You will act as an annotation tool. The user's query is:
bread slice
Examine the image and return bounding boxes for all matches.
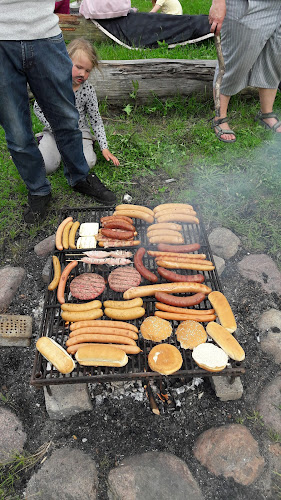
[79,223,99,236]
[76,236,97,249]
[206,322,245,361]
[148,344,183,375]
[192,343,228,372]
[208,291,237,333]
[36,337,75,374]
[75,344,128,367]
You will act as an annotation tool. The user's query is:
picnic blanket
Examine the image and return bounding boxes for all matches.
[92,12,213,49]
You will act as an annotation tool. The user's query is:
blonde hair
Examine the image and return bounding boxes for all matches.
[67,38,99,70]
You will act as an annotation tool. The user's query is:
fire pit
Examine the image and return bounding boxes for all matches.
[31,206,245,387]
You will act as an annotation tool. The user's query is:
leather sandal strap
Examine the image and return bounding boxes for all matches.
[213,117,228,126]
[271,120,281,132]
[258,111,279,120]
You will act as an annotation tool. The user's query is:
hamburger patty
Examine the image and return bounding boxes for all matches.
[108,266,142,293]
[70,273,106,300]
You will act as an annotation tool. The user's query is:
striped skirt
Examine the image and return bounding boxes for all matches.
[214,0,281,95]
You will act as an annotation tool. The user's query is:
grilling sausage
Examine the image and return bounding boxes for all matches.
[61,300,102,311]
[113,210,154,224]
[48,255,61,291]
[155,302,215,316]
[115,204,154,217]
[69,320,138,333]
[156,214,199,224]
[104,307,145,320]
[101,228,135,240]
[61,309,103,322]
[134,247,158,283]
[103,297,143,309]
[66,334,137,347]
[149,234,184,244]
[101,215,134,224]
[157,243,201,253]
[67,343,141,355]
[154,291,206,307]
[102,220,136,232]
[69,221,80,249]
[123,282,212,299]
[68,327,138,340]
[156,260,215,271]
[154,311,216,322]
[153,203,194,213]
[55,216,73,251]
[157,268,205,283]
[57,260,78,304]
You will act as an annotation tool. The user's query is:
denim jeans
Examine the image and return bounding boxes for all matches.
[0,34,89,195]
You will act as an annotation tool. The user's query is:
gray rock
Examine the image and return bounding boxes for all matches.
[25,448,98,500]
[257,373,281,434]
[44,384,93,420]
[208,228,241,260]
[237,254,281,294]
[213,255,225,276]
[211,375,243,401]
[42,256,53,284]
[108,452,203,500]
[258,309,281,364]
[193,424,264,486]
[0,266,25,312]
[34,234,56,257]
[0,408,26,463]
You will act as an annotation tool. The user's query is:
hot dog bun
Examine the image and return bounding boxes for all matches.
[140,316,172,342]
[36,337,75,374]
[208,291,237,333]
[75,344,128,367]
[175,320,207,349]
[192,343,228,372]
[148,344,183,375]
[206,322,245,361]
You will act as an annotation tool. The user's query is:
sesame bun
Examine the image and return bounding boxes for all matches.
[175,320,207,349]
[148,344,183,375]
[192,343,228,372]
[140,316,172,342]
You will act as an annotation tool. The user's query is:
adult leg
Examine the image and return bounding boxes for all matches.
[0,41,51,196]
[38,130,62,174]
[258,88,281,132]
[212,93,235,142]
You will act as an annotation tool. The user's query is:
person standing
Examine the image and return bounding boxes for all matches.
[209,0,281,142]
[0,0,117,224]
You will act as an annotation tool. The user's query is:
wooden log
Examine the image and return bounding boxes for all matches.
[90,59,217,104]
[57,13,108,43]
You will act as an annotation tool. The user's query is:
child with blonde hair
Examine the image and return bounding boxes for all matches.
[150,0,182,15]
[34,38,119,174]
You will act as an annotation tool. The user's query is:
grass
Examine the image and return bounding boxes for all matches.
[0,442,51,499]
[1,90,281,267]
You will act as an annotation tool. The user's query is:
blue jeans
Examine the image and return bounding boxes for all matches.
[0,34,89,195]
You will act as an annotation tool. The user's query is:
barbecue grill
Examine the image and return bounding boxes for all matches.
[31,206,245,387]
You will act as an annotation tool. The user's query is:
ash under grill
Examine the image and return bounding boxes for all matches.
[31,206,245,387]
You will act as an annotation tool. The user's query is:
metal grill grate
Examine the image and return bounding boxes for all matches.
[31,206,245,386]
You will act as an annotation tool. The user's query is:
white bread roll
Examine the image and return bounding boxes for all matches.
[148,344,183,375]
[36,337,75,374]
[192,343,228,372]
[208,291,237,333]
[206,322,245,361]
[75,344,128,367]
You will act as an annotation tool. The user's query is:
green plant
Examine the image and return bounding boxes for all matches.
[0,442,52,499]
[246,410,264,426]
[267,429,281,444]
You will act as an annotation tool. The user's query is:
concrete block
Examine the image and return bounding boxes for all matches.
[43,383,93,420]
[0,314,32,347]
[211,375,243,401]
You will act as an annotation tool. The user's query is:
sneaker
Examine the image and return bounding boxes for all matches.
[73,173,117,205]
[23,192,52,224]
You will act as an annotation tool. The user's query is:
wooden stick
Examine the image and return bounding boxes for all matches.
[214,34,225,117]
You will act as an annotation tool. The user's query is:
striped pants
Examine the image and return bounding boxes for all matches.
[214,0,281,95]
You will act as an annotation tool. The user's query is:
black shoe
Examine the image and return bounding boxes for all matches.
[73,173,117,205]
[23,192,52,224]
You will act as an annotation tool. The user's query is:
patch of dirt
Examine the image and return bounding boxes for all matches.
[0,230,280,500]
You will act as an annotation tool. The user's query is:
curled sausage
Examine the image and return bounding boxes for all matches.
[157,243,201,253]
[48,255,61,291]
[155,291,206,307]
[157,267,205,283]
[55,216,73,251]
[101,215,134,224]
[134,247,158,283]
[69,221,80,250]
[57,260,78,304]
[102,220,136,231]
[101,228,135,240]
[62,220,73,250]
